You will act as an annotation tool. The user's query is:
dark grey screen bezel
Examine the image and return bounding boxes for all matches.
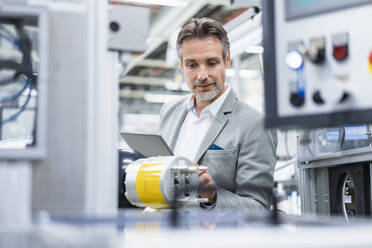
[285,0,372,21]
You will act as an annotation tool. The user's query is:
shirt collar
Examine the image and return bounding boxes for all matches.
[186,85,231,117]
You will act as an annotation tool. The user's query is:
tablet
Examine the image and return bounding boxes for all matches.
[120,132,173,157]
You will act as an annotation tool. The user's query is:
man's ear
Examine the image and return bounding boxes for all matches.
[225,51,231,68]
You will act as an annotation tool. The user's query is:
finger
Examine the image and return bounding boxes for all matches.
[199,182,216,198]
[198,170,207,176]
[199,174,209,184]
[199,173,215,187]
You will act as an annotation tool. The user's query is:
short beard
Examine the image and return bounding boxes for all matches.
[193,85,221,101]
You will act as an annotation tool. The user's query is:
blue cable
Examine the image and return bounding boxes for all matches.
[1,79,33,124]
[0,79,30,105]
[0,25,34,125]
[305,144,314,157]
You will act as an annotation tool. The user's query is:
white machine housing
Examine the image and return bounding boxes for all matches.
[108,4,149,52]
[263,0,372,129]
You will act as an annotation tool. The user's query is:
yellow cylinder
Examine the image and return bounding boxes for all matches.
[135,163,169,209]
[125,156,200,209]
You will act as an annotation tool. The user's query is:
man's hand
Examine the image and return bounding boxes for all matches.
[196,163,217,204]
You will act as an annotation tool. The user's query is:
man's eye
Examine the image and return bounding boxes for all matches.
[187,63,197,68]
[208,62,217,66]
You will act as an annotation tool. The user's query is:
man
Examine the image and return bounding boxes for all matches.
[158,17,277,211]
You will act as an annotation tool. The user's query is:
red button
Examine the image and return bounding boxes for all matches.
[369,50,372,74]
[333,45,348,61]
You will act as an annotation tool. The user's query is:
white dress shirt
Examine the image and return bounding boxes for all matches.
[173,86,231,162]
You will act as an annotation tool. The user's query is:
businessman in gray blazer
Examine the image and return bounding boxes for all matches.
[158,17,277,211]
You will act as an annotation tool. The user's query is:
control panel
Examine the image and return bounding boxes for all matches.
[0,4,48,159]
[263,0,372,129]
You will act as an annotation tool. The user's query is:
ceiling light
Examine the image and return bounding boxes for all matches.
[226,69,260,79]
[239,69,260,79]
[144,93,180,103]
[165,80,180,91]
[229,26,263,58]
[246,45,264,54]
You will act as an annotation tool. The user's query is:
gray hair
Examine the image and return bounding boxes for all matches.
[176,17,230,61]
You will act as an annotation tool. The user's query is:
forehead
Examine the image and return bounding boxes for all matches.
[181,36,224,61]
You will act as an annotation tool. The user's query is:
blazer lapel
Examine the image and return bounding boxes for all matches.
[168,103,188,151]
[194,90,237,163]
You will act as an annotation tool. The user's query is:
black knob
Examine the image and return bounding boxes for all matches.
[307,37,326,64]
[311,48,325,64]
[313,90,325,105]
[339,92,349,103]
[290,92,305,107]
[174,178,179,185]
[110,21,120,32]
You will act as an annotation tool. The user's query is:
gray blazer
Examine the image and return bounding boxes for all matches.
[158,90,277,211]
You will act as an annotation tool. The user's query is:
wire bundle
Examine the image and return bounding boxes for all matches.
[0,20,35,125]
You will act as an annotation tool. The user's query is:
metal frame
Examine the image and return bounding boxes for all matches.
[299,168,316,215]
[298,146,372,169]
[0,4,48,160]
[262,0,372,130]
[300,167,331,216]
[299,146,372,216]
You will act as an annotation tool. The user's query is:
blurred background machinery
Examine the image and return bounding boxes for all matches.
[297,124,372,219]
[0,3,48,226]
[0,4,48,158]
[262,0,372,221]
[263,0,372,129]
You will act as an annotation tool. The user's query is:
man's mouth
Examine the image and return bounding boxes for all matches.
[195,83,214,89]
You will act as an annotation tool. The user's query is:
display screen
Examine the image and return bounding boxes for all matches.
[285,0,372,21]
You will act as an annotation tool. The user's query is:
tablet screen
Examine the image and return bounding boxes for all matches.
[120,132,173,157]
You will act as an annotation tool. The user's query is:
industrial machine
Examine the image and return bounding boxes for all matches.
[0,3,48,226]
[262,0,372,220]
[0,0,131,241]
[298,125,372,219]
[262,0,372,129]
[0,3,48,158]
[124,156,208,209]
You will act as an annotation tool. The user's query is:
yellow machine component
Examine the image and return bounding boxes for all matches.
[368,51,372,75]
[125,156,206,209]
[135,163,169,209]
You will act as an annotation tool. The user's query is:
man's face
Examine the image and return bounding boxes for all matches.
[179,36,231,102]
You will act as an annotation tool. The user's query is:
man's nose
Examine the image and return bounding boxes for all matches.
[197,66,208,81]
